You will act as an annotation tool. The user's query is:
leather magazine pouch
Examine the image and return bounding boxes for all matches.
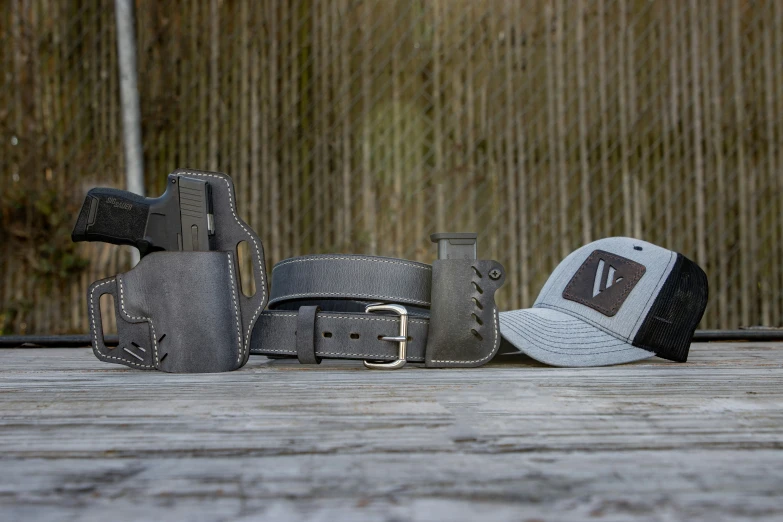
[89,251,255,373]
[425,259,506,368]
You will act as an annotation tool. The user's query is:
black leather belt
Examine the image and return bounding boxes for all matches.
[250,253,506,369]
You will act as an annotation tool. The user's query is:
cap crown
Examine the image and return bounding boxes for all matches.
[534,237,677,342]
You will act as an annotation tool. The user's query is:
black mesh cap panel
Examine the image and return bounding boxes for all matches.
[631,254,709,362]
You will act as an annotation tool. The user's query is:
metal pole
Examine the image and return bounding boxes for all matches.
[115,0,144,265]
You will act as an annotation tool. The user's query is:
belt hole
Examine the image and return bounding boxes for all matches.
[323,331,332,338]
[350,333,360,340]
[472,297,484,310]
[472,281,484,294]
[472,266,483,278]
[471,312,483,325]
[471,328,483,340]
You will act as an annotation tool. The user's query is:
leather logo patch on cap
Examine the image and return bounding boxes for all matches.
[562,250,646,317]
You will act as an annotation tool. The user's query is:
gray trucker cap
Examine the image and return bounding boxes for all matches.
[499,237,708,367]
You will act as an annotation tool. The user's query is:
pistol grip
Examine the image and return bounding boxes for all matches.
[72,188,151,252]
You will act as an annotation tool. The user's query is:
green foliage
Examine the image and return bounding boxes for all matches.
[0,183,89,288]
[0,299,32,336]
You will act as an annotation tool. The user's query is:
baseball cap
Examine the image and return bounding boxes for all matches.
[499,237,708,367]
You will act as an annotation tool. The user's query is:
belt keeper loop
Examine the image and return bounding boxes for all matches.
[296,306,321,364]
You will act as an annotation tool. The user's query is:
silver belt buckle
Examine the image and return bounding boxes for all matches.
[363,303,408,370]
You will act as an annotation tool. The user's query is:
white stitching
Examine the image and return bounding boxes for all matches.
[319,352,424,360]
[272,256,431,271]
[429,306,500,365]
[118,275,159,367]
[254,295,498,365]
[268,292,431,307]
[225,252,244,363]
[269,254,432,306]
[90,253,244,370]
[250,311,429,359]
[257,312,430,325]
[251,347,423,361]
[181,171,265,354]
[88,278,154,369]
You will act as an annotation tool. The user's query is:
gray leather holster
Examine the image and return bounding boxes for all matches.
[90,252,251,372]
[250,255,506,368]
[87,170,267,372]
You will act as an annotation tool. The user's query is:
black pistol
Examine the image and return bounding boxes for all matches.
[72,173,215,256]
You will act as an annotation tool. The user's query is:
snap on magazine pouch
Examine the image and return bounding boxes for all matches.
[425,259,506,368]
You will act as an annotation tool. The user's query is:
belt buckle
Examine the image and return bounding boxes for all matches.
[364,303,408,370]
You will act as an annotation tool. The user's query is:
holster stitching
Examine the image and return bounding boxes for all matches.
[88,278,155,370]
[183,171,265,356]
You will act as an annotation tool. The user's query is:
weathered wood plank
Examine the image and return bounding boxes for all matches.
[0,343,782,520]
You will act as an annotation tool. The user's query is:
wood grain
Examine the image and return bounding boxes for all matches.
[1,343,782,520]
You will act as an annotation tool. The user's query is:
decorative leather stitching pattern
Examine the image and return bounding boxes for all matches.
[90,253,243,371]
[272,256,431,272]
[117,275,159,367]
[89,279,154,369]
[268,292,430,307]
[225,252,244,364]
[255,312,430,325]
[258,346,424,362]
[250,312,429,359]
[182,171,265,355]
[427,261,503,366]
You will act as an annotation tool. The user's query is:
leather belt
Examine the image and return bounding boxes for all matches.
[249,254,506,368]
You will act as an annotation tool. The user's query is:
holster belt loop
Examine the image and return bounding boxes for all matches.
[296,306,321,364]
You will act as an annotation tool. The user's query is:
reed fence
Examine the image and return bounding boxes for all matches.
[1,0,782,334]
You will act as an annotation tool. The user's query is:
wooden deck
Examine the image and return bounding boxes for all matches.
[1,343,782,521]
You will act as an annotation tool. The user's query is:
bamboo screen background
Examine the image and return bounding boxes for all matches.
[1,0,782,334]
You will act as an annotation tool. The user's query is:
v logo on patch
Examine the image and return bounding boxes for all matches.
[562,250,646,317]
[592,258,623,297]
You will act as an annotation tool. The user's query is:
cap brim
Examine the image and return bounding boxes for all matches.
[499,308,655,367]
